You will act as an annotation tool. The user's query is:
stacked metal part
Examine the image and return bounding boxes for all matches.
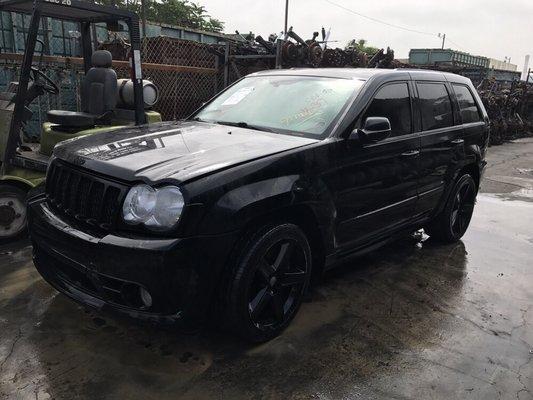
[478,79,533,145]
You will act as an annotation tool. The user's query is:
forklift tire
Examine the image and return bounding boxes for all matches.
[0,184,28,243]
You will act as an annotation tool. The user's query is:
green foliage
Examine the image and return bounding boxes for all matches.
[94,0,225,32]
[346,38,379,56]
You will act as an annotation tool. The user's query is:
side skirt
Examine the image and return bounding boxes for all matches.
[323,216,430,271]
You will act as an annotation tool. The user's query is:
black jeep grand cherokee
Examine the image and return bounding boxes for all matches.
[29,68,489,342]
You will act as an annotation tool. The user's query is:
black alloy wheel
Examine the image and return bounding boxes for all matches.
[226,223,312,343]
[449,177,476,238]
[426,174,477,243]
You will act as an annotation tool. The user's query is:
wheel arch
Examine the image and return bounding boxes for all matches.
[433,160,481,220]
[237,203,329,277]
[459,163,481,190]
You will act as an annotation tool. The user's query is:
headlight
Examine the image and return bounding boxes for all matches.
[122,184,184,231]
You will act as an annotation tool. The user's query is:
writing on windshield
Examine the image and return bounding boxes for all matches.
[194,75,364,138]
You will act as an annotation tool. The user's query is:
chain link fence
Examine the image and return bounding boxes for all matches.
[0,33,222,138]
[140,37,219,120]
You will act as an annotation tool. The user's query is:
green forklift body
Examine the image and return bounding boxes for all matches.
[0,108,163,189]
[1,168,44,188]
[40,111,162,156]
[40,124,125,157]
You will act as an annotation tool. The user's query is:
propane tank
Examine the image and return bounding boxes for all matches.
[117,79,159,109]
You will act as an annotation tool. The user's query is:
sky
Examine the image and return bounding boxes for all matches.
[199,0,533,71]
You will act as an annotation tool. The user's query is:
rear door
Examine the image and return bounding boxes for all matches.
[450,83,488,157]
[333,81,420,248]
[414,79,463,217]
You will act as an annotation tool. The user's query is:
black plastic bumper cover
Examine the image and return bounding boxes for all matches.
[28,195,237,326]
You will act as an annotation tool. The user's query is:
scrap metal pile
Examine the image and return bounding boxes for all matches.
[477,79,533,145]
[206,32,277,71]
[208,27,400,69]
[281,27,397,68]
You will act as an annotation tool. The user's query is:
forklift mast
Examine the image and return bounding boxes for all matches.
[0,0,147,168]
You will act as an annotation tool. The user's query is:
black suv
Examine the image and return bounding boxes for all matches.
[28,68,489,342]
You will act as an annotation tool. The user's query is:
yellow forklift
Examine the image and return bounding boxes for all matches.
[0,0,161,241]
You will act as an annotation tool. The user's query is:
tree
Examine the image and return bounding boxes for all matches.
[94,0,225,33]
[346,39,379,56]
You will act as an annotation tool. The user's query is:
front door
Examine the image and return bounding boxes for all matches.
[333,81,420,249]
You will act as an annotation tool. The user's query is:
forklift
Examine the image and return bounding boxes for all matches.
[0,0,162,242]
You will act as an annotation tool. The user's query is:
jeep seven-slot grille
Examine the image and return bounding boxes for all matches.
[45,160,126,232]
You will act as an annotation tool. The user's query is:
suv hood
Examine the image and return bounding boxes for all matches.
[53,121,318,183]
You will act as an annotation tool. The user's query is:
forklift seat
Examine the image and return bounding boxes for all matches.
[47,50,117,130]
[46,110,97,128]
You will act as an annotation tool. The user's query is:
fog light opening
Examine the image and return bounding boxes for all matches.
[139,287,153,309]
[121,283,152,310]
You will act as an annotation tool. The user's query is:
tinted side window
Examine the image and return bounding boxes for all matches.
[362,83,411,137]
[453,84,481,124]
[417,83,453,131]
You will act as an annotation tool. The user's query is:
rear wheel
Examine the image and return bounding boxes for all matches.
[225,223,312,343]
[425,174,477,243]
[0,184,28,243]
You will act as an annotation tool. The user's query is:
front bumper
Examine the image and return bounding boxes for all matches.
[28,195,237,325]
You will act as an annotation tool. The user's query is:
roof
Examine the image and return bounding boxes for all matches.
[248,67,473,85]
[0,0,136,22]
[249,68,399,80]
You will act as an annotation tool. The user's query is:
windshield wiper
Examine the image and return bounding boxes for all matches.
[215,121,275,133]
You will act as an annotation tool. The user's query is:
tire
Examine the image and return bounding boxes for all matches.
[425,174,477,243]
[225,223,312,343]
[0,184,28,243]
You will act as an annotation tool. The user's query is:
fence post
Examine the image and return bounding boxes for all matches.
[214,52,219,95]
[223,41,229,88]
[275,39,283,69]
[11,12,19,53]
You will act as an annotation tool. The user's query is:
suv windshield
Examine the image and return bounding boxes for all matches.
[193,75,365,138]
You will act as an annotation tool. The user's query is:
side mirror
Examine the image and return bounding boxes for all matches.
[356,117,392,143]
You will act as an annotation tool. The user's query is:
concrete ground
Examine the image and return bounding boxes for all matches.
[1,139,533,400]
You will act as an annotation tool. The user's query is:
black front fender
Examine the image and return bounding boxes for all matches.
[193,173,336,253]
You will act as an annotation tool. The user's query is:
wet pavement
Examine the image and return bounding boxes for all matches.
[1,139,533,400]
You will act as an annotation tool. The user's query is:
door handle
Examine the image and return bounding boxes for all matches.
[401,150,420,157]
[451,139,464,145]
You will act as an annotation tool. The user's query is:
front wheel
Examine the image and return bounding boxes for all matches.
[0,184,28,243]
[225,223,312,343]
[425,174,477,243]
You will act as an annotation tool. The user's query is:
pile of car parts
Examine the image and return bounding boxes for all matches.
[207,27,399,70]
[281,27,398,68]
[477,79,533,145]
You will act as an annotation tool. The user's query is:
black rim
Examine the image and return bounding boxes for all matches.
[247,239,308,330]
[450,179,476,237]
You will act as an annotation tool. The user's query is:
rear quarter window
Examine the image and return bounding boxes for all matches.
[416,82,454,131]
[453,84,482,124]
